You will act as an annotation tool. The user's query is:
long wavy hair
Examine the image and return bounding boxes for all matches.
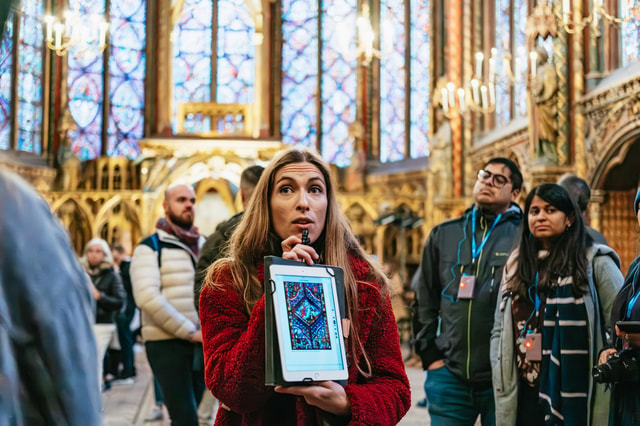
[507,183,592,297]
[206,148,388,376]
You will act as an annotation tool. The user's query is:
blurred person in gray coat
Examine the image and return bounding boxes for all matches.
[0,169,101,425]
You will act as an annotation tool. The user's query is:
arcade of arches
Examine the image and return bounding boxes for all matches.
[1,0,639,296]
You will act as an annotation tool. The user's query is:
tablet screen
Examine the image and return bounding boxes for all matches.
[269,264,348,382]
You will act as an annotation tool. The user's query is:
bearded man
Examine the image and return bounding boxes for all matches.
[130,184,206,426]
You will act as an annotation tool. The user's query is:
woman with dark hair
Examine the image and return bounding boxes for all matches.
[599,187,640,425]
[199,148,410,425]
[491,183,623,425]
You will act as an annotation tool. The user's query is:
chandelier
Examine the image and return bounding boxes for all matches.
[560,0,639,35]
[44,11,109,56]
[337,4,393,67]
[439,46,534,118]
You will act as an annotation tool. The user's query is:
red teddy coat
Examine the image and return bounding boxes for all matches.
[199,255,411,425]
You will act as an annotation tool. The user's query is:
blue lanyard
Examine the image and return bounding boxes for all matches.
[471,208,502,261]
[521,272,540,337]
[626,268,640,319]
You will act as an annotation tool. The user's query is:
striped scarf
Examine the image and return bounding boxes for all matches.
[539,276,590,425]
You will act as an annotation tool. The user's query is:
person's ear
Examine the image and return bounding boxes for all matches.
[511,188,520,201]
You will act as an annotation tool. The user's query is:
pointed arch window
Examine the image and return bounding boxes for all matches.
[172,0,255,130]
[621,0,640,66]
[0,1,45,154]
[67,0,147,160]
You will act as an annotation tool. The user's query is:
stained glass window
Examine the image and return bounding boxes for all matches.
[217,0,254,104]
[281,0,319,149]
[495,0,511,126]
[513,2,528,118]
[320,0,357,166]
[68,0,106,160]
[108,0,147,159]
[16,0,44,154]
[380,0,406,163]
[621,0,640,66]
[0,15,13,150]
[410,0,430,158]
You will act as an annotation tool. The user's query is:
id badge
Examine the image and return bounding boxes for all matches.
[525,333,542,361]
[457,274,476,299]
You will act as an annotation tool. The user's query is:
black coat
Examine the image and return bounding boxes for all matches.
[89,264,126,324]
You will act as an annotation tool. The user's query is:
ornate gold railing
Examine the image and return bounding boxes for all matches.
[176,102,254,137]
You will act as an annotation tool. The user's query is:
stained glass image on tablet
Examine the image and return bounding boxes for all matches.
[284,281,331,350]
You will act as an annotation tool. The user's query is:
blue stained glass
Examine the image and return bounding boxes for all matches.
[321,0,357,167]
[68,0,106,160]
[513,2,528,117]
[0,15,13,150]
[495,0,511,126]
[281,0,318,149]
[380,0,406,163]
[621,0,640,66]
[217,0,254,104]
[410,0,430,158]
[17,0,44,153]
[108,0,146,159]
[172,0,213,131]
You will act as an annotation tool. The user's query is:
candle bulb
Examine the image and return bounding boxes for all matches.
[54,23,64,49]
[44,16,54,41]
[563,0,571,24]
[489,82,496,105]
[475,52,484,78]
[99,22,109,48]
[530,52,538,78]
[471,79,480,105]
[447,83,456,109]
[457,88,466,112]
[480,85,489,108]
[441,88,449,112]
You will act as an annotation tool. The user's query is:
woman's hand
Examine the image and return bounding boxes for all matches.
[615,325,640,348]
[598,348,617,365]
[281,235,319,265]
[274,381,351,416]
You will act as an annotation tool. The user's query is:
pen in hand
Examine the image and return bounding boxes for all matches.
[301,229,310,245]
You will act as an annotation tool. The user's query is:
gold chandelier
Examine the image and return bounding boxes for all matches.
[44,11,109,56]
[560,0,639,35]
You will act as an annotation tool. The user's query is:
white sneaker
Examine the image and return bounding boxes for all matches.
[111,377,136,385]
[144,406,164,422]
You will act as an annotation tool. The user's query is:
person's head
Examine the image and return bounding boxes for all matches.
[163,184,196,229]
[111,244,127,265]
[208,148,387,377]
[524,184,581,249]
[557,173,590,214]
[509,183,590,296]
[239,165,264,210]
[84,238,113,267]
[473,157,522,213]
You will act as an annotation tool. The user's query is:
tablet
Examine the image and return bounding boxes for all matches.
[268,262,348,383]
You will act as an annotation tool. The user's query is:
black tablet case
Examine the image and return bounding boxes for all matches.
[264,256,347,386]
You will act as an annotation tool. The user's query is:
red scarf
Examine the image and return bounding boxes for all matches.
[156,217,201,257]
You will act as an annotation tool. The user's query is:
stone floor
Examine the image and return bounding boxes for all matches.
[101,345,429,425]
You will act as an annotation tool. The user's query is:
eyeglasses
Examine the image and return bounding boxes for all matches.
[477,170,510,188]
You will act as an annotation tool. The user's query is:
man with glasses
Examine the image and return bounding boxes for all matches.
[414,158,523,425]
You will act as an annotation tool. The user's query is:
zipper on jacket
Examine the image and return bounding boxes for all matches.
[466,215,488,379]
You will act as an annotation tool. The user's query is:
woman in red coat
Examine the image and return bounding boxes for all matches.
[199,148,410,425]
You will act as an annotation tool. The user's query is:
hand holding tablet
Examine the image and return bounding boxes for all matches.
[264,256,348,385]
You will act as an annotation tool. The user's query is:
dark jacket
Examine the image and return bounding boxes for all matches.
[0,169,101,425]
[119,259,136,319]
[88,264,126,324]
[414,204,522,384]
[194,212,244,312]
[609,256,640,425]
